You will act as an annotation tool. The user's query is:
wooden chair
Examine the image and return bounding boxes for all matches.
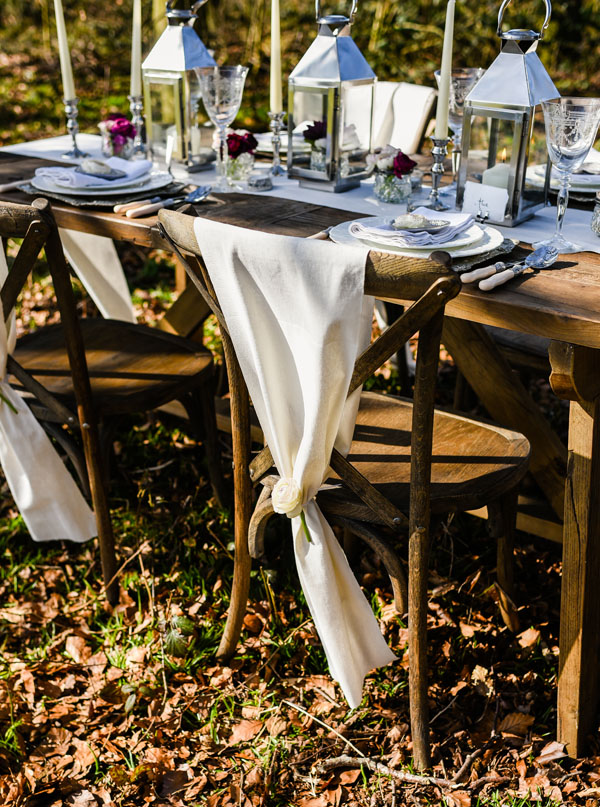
[0,199,224,603]
[158,208,530,771]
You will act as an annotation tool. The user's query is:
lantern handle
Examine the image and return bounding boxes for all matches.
[315,0,357,24]
[496,0,551,39]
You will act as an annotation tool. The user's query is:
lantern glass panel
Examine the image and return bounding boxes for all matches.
[289,87,335,178]
[340,83,373,176]
[144,72,183,161]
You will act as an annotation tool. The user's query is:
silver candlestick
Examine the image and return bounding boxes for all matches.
[61,98,89,160]
[128,94,147,159]
[268,111,285,176]
[422,136,451,211]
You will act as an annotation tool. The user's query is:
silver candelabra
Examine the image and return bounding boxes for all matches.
[61,97,89,160]
[268,111,285,176]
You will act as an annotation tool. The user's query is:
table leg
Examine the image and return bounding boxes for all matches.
[549,341,600,755]
[443,318,567,519]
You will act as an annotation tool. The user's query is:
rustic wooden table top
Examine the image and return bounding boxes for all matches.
[3,151,600,348]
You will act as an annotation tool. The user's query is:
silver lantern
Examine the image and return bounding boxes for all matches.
[142,0,216,167]
[287,0,375,192]
[456,0,559,226]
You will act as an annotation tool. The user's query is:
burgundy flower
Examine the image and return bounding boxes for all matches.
[227,131,258,158]
[303,120,327,144]
[392,150,417,178]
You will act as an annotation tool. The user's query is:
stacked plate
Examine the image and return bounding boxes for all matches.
[329,212,504,259]
[526,163,600,195]
[30,163,173,198]
[254,132,310,155]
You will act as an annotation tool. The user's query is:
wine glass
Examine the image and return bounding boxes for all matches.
[534,97,600,254]
[435,67,485,180]
[196,65,249,192]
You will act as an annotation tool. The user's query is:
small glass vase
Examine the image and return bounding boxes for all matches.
[373,172,412,203]
[310,148,327,173]
[100,130,134,160]
[226,152,255,183]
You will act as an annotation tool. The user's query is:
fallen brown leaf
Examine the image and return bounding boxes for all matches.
[499,712,535,737]
[228,719,263,745]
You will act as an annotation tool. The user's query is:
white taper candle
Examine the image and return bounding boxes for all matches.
[270,0,282,113]
[53,0,76,100]
[434,0,455,139]
[130,0,142,97]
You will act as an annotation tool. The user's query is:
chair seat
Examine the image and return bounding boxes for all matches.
[318,391,530,520]
[12,319,213,416]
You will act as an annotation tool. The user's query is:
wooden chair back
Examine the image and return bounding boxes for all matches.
[0,199,117,601]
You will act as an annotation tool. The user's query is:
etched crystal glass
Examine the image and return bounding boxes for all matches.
[435,67,485,177]
[196,65,249,191]
[534,97,600,254]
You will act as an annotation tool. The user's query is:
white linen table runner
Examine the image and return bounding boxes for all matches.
[194,219,396,707]
[0,248,96,543]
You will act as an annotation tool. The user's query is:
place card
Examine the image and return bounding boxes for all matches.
[462,180,508,223]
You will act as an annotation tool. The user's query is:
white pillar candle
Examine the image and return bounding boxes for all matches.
[434,0,455,139]
[270,0,282,113]
[482,162,511,189]
[130,0,142,97]
[53,0,76,100]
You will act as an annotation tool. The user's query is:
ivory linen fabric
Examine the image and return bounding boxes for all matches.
[194,219,396,707]
[0,249,96,543]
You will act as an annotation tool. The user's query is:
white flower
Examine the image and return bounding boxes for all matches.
[376,155,394,172]
[314,137,327,151]
[272,477,303,518]
[342,124,361,150]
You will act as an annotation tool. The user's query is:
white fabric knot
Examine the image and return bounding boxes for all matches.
[272,477,303,518]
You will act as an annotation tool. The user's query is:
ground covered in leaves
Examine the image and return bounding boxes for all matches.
[0,251,598,807]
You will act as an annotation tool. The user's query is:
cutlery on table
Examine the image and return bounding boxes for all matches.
[307,226,333,240]
[125,186,212,218]
[114,196,163,214]
[0,178,32,193]
[478,245,559,291]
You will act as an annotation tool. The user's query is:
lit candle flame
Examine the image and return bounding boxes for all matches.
[501,147,507,163]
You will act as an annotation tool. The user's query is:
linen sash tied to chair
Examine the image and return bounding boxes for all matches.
[194,219,396,707]
[0,249,96,543]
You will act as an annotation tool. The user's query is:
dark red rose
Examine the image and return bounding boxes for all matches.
[227,131,257,158]
[303,120,327,144]
[392,150,417,178]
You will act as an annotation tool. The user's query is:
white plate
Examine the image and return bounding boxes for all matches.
[254,132,310,154]
[330,217,504,259]
[345,216,485,252]
[35,167,153,191]
[527,165,600,193]
[30,171,173,197]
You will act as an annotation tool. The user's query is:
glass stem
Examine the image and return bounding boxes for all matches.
[555,169,571,238]
[218,124,229,188]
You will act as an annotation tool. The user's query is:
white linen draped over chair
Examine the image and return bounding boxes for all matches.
[0,248,96,543]
[372,82,437,153]
[194,220,396,707]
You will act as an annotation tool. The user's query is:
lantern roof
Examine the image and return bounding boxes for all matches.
[142,22,215,73]
[466,39,558,109]
[289,21,375,86]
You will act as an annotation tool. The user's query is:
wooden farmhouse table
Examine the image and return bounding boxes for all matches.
[2,150,599,756]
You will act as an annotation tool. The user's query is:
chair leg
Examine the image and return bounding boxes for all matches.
[42,422,91,499]
[409,525,430,769]
[487,491,520,633]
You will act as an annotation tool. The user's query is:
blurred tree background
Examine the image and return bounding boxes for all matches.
[0,0,599,144]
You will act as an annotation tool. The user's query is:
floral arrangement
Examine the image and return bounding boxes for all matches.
[367,145,418,203]
[303,120,327,148]
[226,130,258,158]
[367,145,417,177]
[98,114,137,157]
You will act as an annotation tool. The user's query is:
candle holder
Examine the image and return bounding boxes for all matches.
[422,136,451,212]
[128,94,147,159]
[268,111,286,176]
[61,98,90,160]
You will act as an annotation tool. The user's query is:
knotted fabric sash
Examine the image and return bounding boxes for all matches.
[194,220,396,707]
[0,249,96,543]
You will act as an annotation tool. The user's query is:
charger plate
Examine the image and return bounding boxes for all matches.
[330,217,504,259]
[31,171,172,197]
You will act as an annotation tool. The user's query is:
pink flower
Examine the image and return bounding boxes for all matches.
[105,114,137,141]
[227,131,258,158]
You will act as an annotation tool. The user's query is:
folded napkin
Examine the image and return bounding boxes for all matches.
[194,220,396,707]
[350,207,475,247]
[0,249,96,543]
[35,157,152,189]
[534,148,600,183]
